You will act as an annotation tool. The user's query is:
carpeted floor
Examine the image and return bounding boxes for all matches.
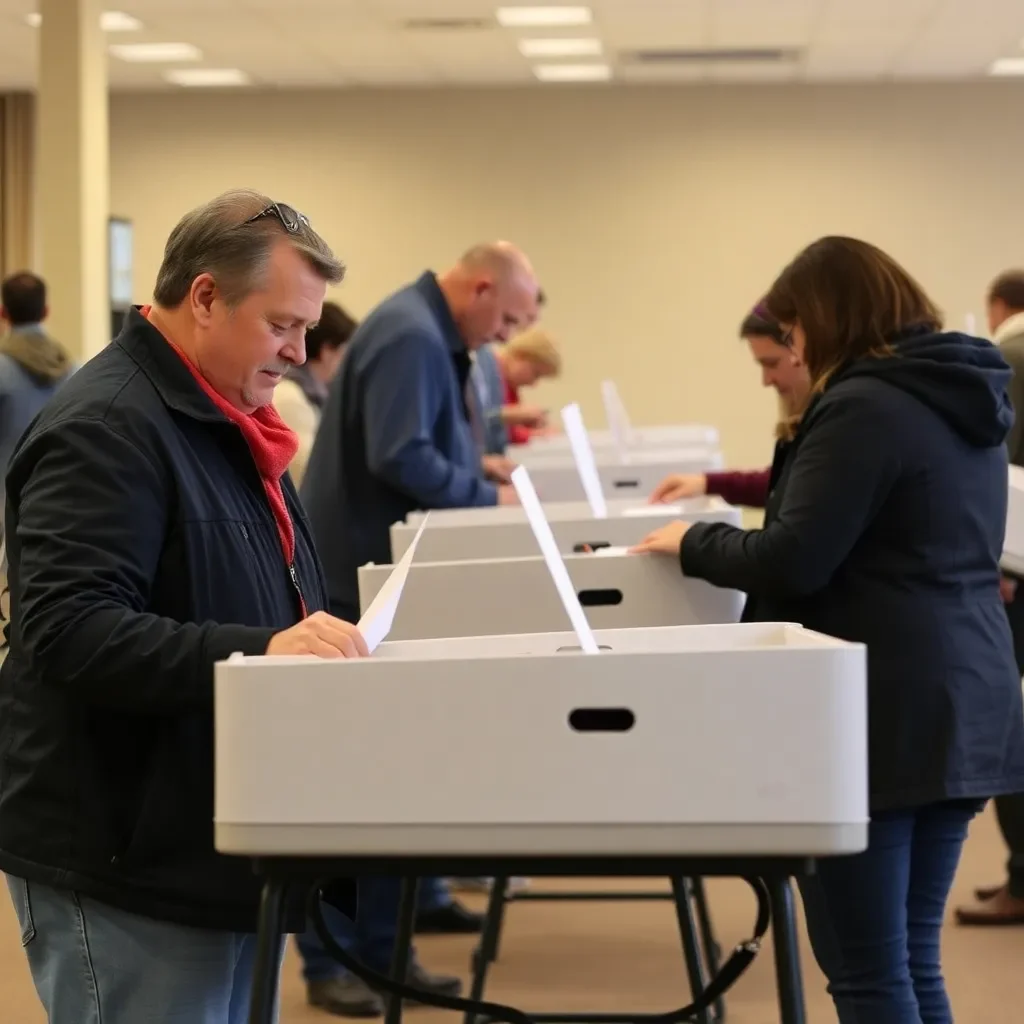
[2,805,1022,1022]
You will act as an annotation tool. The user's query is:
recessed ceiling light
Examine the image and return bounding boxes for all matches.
[533,62,611,82]
[164,68,250,88]
[25,10,142,31]
[497,6,592,28]
[990,57,1024,76]
[110,42,202,63]
[518,37,602,58]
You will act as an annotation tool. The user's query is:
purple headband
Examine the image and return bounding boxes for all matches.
[752,299,773,321]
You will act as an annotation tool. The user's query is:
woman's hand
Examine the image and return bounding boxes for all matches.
[648,473,707,504]
[629,520,691,555]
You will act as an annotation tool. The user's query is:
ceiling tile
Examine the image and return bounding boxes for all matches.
[0,0,1020,89]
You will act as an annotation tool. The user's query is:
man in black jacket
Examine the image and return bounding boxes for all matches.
[0,189,368,1023]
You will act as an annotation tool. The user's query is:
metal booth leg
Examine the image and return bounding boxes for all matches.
[384,877,420,1024]
[690,877,726,1022]
[670,878,713,1024]
[465,875,510,1024]
[248,878,289,1024]
[767,877,807,1024]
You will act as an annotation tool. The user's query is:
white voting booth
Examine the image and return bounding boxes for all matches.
[508,381,719,460]
[499,396,724,503]
[511,446,724,503]
[358,552,745,639]
[508,423,719,459]
[1002,465,1024,576]
[217,465,867,1024]
[393,496,740,562]
[215,465,868,858]
[216,622,867,858]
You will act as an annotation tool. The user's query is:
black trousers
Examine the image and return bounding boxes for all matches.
[996,590,1024,897]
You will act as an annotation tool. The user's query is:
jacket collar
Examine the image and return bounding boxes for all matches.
[995,311,1024,345]
[413,271,467,356]
[114,306,232,423]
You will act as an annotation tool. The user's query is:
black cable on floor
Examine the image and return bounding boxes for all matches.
[307,876,772,1024]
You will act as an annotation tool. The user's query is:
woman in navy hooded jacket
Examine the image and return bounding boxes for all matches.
[633,236,1024,1024]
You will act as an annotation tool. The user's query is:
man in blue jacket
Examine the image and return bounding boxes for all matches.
[298,242,541,1017]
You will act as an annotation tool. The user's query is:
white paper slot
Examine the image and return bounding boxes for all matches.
[510,466,600,654]
[560,403,608,519]
[357,514,430,653]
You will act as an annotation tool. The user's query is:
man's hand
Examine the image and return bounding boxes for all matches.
[501,404,549,429]
[629,520,691,556]
[649,473,708,504]
[1001,576,1018,604]
[267,611,370,658]
[482,454,517,484]
[498,484,520,506]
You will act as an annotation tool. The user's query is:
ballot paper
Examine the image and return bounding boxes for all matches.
[561,402,608,519]
[511,466,600,654]
[620,504,684,518]
[965,312,977,335]
[357,515,429,653]
[590,545,632,557]
[600,380,633,458]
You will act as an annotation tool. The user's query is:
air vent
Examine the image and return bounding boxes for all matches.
[402,17,492,32]
[622,47,799,65]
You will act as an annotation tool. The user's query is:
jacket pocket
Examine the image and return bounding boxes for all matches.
[6,875,36,946]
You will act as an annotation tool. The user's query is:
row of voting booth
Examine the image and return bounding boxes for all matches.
[217,387,894,1024]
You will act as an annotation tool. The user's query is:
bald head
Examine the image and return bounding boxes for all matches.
[438,241,541,350]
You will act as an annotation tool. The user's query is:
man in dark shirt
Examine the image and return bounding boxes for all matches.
[297,242,540,1017]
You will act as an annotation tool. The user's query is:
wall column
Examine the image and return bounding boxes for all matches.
[35,0,109,360]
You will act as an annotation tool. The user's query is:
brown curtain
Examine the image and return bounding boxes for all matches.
[0,92,35,281]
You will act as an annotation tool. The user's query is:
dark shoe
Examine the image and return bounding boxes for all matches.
[401,962,463,1003]
[955,885,1024,925]
[415,900,484,935]
[308,975,384,1018]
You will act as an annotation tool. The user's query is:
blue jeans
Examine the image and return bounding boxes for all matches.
[5,874,279,1023]
[296,876,451,982]
[798,800,979,1024]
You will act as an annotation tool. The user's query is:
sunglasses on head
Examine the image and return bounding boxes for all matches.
[244,202,309,234]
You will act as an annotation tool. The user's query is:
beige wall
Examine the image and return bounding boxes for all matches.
[109,82,1024,469]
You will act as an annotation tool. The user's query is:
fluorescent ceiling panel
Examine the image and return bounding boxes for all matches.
[497,6,592,28]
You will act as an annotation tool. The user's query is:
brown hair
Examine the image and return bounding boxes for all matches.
[764,236,942,387]
[153,189,345,309]
[989,270,1024,313]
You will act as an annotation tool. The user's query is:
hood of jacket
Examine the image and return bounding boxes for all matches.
[0,326,72,386]
[833,326,1013,449]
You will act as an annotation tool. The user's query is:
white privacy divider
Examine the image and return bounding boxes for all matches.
[560,402,608,518]
[356,515,428,652]
[510,465,599,654]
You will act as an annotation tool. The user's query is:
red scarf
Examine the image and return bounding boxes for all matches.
[141,306,305,615]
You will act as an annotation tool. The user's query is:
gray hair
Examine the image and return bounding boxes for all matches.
[153,188,345,308]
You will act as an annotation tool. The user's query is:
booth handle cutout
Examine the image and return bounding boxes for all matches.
[568,707,636,733]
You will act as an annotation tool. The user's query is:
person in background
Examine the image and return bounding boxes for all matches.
[274,301,357,486]
[487,324,561,448]
[0,189,369,1024]
[632,236,1024,1023]
[649,304,808,508]
[0,272,75,524]
[956,267,1024,926]
[296,242,541,1018]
